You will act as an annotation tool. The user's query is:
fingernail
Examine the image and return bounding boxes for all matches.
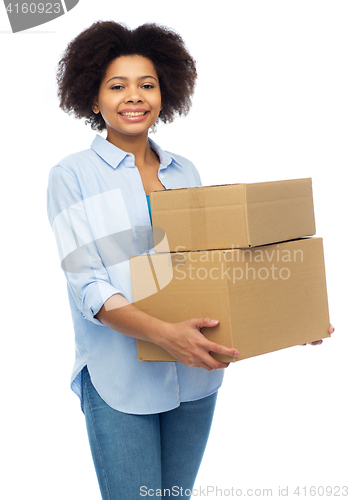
[234,350,240,357]
[210,319,219,324]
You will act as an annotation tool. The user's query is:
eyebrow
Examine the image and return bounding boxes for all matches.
[106,75,158,84]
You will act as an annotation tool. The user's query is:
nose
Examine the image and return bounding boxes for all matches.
[124,86,144,104]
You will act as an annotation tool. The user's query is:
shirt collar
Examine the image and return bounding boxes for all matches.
[90,134,183,170]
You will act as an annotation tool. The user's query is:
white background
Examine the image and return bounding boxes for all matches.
[1,1,349,498]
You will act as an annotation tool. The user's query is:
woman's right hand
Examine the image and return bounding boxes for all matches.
[157,317,240,371]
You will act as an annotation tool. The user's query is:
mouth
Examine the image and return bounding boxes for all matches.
[120,111,148,117]
[118,110,150,123]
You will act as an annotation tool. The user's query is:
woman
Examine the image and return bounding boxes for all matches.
[48,21,239,499]
[48,21,333,499]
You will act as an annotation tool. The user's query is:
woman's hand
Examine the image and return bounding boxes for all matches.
[96,298,238,370]
[302,325,335,346]
[158,318,239,371]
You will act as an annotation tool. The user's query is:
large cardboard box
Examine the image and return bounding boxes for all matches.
[130,238,330,363]
[151,178,316,252]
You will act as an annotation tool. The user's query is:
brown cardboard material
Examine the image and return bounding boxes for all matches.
[130,238,330,363]
[151,178,316,252]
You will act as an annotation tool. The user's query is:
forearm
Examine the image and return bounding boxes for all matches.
[95,294,240,371]
[95,294,167,344]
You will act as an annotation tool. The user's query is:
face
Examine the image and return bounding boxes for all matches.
[92,55,162,143]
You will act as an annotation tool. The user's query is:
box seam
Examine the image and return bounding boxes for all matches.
[223,253,236,363]
[243,185,251,247]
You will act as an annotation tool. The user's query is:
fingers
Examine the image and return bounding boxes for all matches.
[163,317,239,371]
[309,339,323,346]
[188,317,240,369]
[208,340,240,359]
[187,352,232,371]
[188,317,239,355]
[188,359,229,371]
[188,317,220,329]
[198,346,238,370]
[301,324,334,346]
[177,342,235,371]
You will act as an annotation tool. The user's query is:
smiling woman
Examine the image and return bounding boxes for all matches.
[48,21,240,500]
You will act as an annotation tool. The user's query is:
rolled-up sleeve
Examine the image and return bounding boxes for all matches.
[47,165,124,325]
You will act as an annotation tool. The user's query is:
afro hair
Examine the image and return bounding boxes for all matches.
[56,21,197,131]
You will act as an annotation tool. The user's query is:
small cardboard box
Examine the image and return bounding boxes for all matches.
[151,178,316,252]
[130,238,330,363]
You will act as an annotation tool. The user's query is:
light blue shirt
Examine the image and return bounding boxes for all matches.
[47,134,224,414]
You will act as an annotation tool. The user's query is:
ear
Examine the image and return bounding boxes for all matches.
[92,99,100,114]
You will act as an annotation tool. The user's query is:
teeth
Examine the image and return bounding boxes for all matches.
[121,111,147,117]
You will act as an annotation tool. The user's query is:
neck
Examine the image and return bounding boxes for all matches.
[106,130,153,166]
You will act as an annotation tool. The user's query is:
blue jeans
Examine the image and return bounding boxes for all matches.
[82,366,217,499]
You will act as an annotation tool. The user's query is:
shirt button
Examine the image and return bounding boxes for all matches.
[159,174,165,179]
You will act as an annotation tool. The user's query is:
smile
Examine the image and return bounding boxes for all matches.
[120,111,148,117]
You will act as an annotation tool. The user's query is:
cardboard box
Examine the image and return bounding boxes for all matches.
[130,238,330,363]
[151,178,316,252]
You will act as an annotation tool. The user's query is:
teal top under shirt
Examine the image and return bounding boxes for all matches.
[146,188,166,224]
[146,194,152,224]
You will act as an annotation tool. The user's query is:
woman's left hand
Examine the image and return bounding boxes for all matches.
[303,324,334,346]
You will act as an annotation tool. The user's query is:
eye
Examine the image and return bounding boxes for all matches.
[142,84,154,89]
[111,85,124,90]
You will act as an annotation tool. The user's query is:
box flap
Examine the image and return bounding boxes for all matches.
[151,185,250,251]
